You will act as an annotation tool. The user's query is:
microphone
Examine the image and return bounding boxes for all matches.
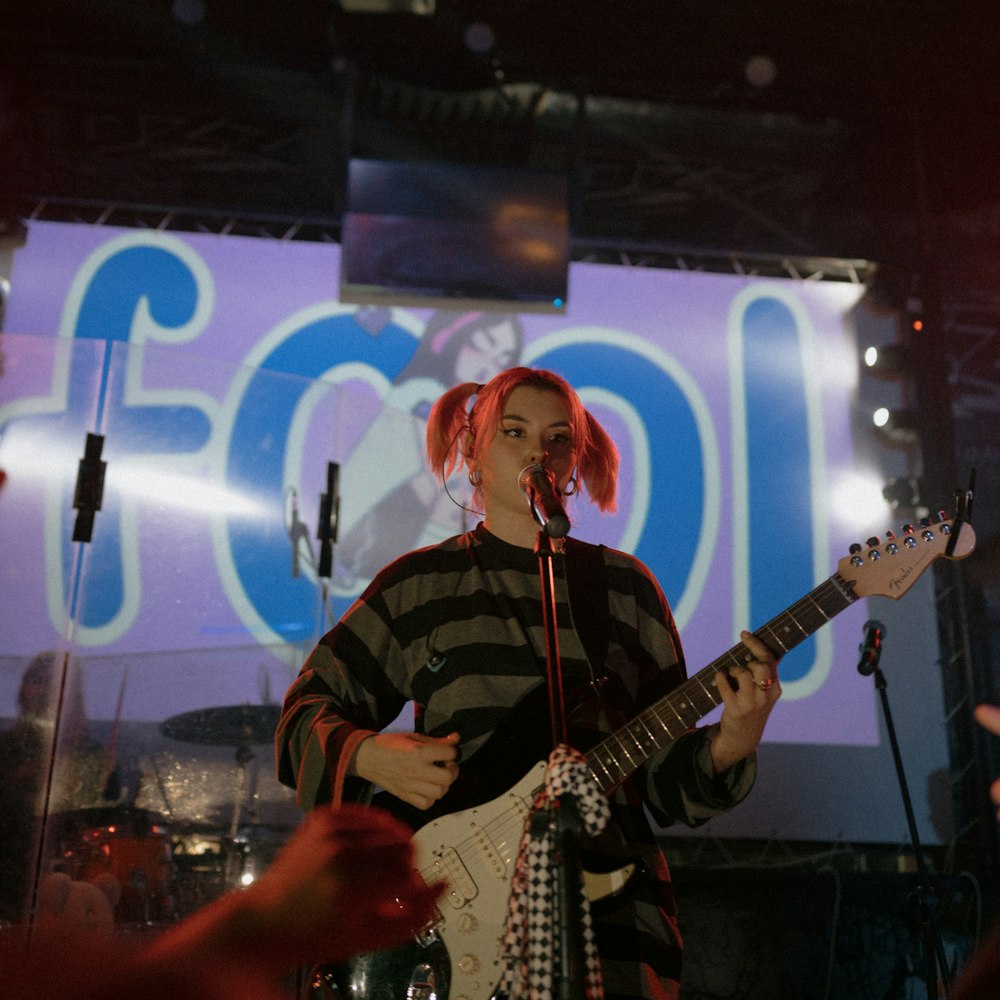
[518,464,571,538]
[857,619,886,676]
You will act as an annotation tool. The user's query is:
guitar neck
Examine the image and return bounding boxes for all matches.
[586,570,858,793]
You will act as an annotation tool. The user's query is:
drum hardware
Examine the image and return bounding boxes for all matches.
[159,704,281,747]
[160,704,280,890]
[170,819,287,916]
[51,807,176,925]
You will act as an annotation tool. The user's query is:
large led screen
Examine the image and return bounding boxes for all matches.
[0,221,956,844]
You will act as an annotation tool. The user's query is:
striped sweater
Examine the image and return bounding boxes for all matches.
[277,523,755,1000]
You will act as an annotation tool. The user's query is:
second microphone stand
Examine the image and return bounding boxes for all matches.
[858,624,952,1000]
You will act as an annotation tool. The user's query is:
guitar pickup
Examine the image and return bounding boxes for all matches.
[430,847,477,908]
[470,821,506,879]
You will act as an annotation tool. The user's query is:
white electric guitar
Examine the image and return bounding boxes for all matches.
[315,511,975,1000]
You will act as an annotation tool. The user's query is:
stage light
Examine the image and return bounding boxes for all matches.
[872,407,919,444]
[863,343,911,378]
[830,471,893,528]
[872,407,915,430]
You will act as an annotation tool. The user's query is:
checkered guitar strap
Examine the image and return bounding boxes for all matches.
[497,744,610,1000]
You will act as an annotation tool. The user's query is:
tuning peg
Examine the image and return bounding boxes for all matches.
[866,536,881,548]
[884,530,899,555]
[849,542,864,567]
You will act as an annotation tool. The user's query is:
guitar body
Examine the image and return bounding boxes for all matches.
[321,760,635,1000]
[412,762,547,1000]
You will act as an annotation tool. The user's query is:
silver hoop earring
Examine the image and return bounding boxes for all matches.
[563,475,578,497]
[468,469,482,487]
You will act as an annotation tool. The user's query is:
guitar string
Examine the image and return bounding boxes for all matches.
[415,787,539,887]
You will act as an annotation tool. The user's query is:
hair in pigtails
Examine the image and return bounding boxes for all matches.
[426,366,621,514]
[578,409,619,513]
[427,381,480,481]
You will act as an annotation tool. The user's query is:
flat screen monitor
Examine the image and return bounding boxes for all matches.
[340,158,570,313]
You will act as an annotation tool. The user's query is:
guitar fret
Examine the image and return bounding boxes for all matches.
[648,704,674,737]
[788,599,826,634]
[782,608,809,638]
[639,715,657,743]
[611,755,628,785]
[807,594,831,620]
[589,761,608,791]
[724,648,746,670]
[692,671,719,705]
[763,623,790,653]
[830,572,858,604]
[607,744,629,782]
[592,751,615,788]
[631,715,658,749]
[665,699,687,726]
[613,733,639,770]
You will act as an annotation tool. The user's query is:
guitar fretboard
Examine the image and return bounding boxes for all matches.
[586,571,859,793]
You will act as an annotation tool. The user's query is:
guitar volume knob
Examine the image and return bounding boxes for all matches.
[458,954,480,975]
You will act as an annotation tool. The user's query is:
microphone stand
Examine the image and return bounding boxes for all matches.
[859,631,952,999]
[535,530,587,1000]
[316,461,340,632]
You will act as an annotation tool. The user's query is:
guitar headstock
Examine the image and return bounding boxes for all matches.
[838,511,976,600]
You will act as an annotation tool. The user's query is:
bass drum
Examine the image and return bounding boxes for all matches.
[53,807,176,924]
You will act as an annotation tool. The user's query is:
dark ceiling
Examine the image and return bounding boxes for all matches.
[3,1,1000,295]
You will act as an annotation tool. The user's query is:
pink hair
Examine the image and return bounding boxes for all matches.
[426,366,618,512]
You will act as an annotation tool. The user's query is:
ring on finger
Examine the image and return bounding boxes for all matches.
[754,677,774,692]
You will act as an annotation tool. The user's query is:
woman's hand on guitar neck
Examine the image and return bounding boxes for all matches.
[710,630,781,773]
[352,730,461,810]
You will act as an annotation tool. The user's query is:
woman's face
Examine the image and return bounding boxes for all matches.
[453,319,519,385]
[475,385,576,537]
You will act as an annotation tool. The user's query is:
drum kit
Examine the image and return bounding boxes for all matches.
[52,703,286,925]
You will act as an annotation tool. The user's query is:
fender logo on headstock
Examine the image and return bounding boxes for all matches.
[842,512,975,602]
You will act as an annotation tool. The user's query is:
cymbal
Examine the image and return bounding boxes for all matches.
[160,704,282,746]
